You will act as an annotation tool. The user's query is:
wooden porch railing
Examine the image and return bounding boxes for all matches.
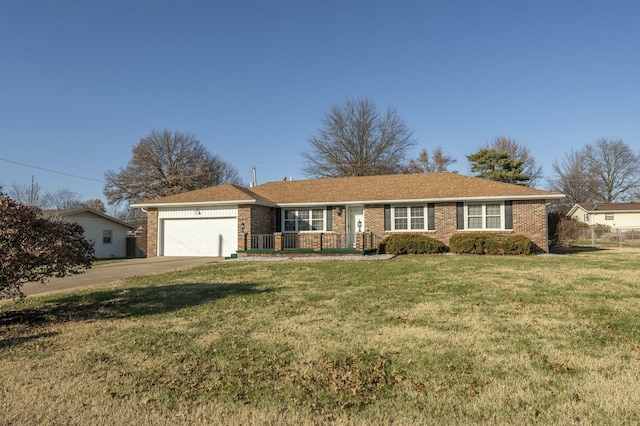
[243,233,383,251]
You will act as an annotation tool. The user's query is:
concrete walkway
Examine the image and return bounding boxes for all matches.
[19,257,221,297]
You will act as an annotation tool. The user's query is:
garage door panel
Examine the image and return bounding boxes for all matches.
[162,218,237,257]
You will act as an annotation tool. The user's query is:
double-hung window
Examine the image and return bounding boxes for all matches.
[392,205,426,231]
[466,203,504,230]
[103,230,113,244]
[283,208,324,232]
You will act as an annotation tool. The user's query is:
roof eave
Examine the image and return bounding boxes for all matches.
[275,194,565,207]
[52,208,136,229]
[131,199,277,209]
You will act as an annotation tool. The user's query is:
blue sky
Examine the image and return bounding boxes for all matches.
[1,0,638,209]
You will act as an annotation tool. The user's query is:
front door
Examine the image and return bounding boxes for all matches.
[347,207,364,248]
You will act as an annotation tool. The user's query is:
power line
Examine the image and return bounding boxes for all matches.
[1,157,262,186]
[0,158,104,183]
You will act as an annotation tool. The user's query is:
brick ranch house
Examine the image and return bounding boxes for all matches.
[131,172,564,257]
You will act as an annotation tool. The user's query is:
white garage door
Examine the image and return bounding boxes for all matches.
[162,218,237,257]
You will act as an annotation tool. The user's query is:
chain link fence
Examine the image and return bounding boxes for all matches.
[575,227,640,247]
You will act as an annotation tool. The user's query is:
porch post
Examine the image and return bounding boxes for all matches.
[274,232,282,251]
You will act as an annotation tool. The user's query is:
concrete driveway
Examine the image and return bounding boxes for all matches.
[19,257,222,297]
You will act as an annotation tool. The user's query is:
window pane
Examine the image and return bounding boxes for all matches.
[284,209,296,231]
[486,216,501,229]
[468,205,482,216]
[486,204,501,216]
[468,217,482,229]
[311,209,323,231]
[411,217,424,229]
[395,218,408,230]
[410,206,424,217]
[296,210,309,231]
[394,206,407,230]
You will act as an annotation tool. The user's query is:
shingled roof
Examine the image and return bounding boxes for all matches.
[574,202,640,212]
[131,183,274,206]
[132,173,562,207]
[43,208,135,229]
[251,173,559,204]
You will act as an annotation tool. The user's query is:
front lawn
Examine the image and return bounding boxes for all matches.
[1,250,639,425]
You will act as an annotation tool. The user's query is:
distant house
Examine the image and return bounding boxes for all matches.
[45,208,135,259]
[132,172,563,257]
[567,203,640,230]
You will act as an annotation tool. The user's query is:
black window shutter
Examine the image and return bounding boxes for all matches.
[384,204,391,231]
[326,206,332,231]
[505,201,513,229]
[456,202,464,230]
[275,208,282,232]
[427,203,435,230]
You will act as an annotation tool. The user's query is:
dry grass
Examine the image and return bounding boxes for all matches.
[2,248,640,425]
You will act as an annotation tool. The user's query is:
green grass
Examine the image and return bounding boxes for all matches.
[2,250,640,425]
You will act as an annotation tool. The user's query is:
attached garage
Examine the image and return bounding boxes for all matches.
[131,184,276,258]
[158,207,238,257]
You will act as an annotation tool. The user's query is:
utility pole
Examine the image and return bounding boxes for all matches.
[29,175,35,206]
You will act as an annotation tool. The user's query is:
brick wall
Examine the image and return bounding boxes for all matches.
[332,206,347,233]
[512,200,548,252]
[146,208,158,257]
[431,203,458,246]
[363,200,548,252]
[365,203,459,245]
[364,205,384,234]
[238,205,276,250]
[236,199,549,254]
[251,205,274,234]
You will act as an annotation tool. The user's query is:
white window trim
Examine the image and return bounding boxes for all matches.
[464,202,506,231]
[102,229,113,244]
[605,213,614,220]
[390,204,429,232]
[282,208,326,233]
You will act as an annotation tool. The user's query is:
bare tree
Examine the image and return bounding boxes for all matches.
[404,147,457,173]
[42,188,84,210]
[549,139,640,203]
[484,136,543,186]
[83,199,106,213]
[548,149,594,205]
[9,181,43,207]
[104,129,243,204]
[302,98,416,178]
[109,204,147,222]
[583,138,640,202]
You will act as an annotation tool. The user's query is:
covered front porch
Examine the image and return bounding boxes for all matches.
[237,232,383,256]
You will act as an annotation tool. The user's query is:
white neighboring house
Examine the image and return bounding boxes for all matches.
[567,203,640,230]
[45,208,135,259]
